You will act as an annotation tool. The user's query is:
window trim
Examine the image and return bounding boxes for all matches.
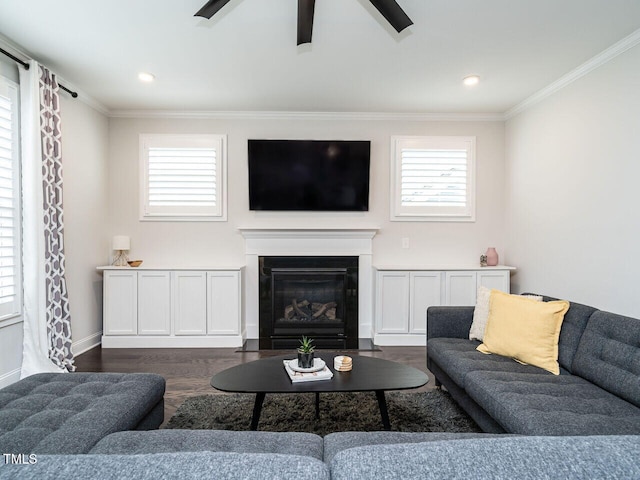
[390,135,476,222]
[139,134,227,222]
[0,74,23,327]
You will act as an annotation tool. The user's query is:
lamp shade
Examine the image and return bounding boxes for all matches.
[112,235,130,250]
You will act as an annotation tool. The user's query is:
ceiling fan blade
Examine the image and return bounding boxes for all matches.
[368,0,413,33]
[297,0,316,45]
[194,0,233,19]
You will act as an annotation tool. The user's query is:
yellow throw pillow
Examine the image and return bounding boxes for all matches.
[477,290,570,375]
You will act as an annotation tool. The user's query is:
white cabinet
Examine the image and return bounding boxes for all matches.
[138,271,171,335]
[103,271,137,335]
[374,266,514,346]
[375,272,410,334]
[445,271,478,306]
[100,267,243,348]
[410,272,443,334]
[173,272,207,336]
[375,271,443,342]
[478,270,510,292]
[207,271,241,335]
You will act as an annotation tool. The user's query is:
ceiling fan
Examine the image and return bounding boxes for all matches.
[194,0,413,45]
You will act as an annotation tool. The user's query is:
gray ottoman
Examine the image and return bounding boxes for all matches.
[0,372,165,454]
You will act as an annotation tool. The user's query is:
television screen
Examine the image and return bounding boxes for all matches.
[248,140,370,211]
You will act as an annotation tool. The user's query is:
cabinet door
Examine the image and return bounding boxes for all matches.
[445,271,477,306]
[172,271,207,335]
[478,271,510,293]
[410,272,443,334]
[104,271,137,335]
[376,272,410,334]
[138,271,171,335]
[207,271,241,335]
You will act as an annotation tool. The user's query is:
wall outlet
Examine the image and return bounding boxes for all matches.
[402,238,410,249]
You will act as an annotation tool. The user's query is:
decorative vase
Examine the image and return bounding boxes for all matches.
[485,247,499,266]
[297,351,315,369]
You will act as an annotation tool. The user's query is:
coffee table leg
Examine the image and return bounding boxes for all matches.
[315,392,320,419]
[375,390,391,430]
[250,392,266,431]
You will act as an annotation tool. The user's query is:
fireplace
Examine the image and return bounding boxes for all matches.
[259,256,358,349]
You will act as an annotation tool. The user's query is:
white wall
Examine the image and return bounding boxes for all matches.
[505,43,640,317]
[60,97,110,355]
[108,116,506,268]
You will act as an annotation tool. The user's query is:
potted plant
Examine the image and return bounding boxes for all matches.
[297,336,315,368]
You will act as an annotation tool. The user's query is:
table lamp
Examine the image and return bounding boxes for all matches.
[112,235,130,266]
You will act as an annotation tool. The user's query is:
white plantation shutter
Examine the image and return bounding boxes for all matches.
[0,76,21,321]
[141,134,227,220]
[391,136,475,221]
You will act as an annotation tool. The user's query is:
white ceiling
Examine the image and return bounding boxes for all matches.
[1,0,640,114]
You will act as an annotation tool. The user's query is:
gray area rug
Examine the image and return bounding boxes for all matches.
[165,390,481,436]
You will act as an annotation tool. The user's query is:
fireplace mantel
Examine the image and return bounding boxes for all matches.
[239,228,378,341]
[239,228,378,255]
[238,228,378,239]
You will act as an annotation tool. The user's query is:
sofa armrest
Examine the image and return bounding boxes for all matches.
[427,306,474,340]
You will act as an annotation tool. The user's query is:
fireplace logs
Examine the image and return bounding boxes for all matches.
[283,299,338,322]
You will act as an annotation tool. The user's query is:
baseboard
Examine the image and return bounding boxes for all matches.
[373,333,427,346]
[0,368,21,389]
[73,331,102,355]
[101,335,244,348]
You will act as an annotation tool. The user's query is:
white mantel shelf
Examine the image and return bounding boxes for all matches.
[238,228,378,239]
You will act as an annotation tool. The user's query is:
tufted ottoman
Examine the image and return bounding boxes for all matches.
[0,372,165,454]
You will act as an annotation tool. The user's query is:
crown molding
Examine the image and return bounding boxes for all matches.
[107,109,505,122]
[505,28,640,120]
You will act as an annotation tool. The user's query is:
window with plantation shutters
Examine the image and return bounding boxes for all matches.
[391,136,476,221]
[0,75,22,322]
[140,134,227,221]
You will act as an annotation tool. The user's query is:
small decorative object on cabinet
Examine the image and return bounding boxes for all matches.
[128,260,143,267]
[112,236,130,266]
[297,336,315,368]
[485,247,499,266]
[480,255,488,267]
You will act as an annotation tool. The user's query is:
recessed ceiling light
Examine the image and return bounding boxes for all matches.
[138,72,155,83]
[463,75,480,86]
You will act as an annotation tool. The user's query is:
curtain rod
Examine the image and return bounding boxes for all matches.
[0,47,78,98]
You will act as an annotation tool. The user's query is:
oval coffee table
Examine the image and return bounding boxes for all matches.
[211,354,429,430]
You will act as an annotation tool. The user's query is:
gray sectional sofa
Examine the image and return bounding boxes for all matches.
[427,296,640,435]
[2,295,640,478]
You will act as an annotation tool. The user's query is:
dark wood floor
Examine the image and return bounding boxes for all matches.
[75,346,434,426]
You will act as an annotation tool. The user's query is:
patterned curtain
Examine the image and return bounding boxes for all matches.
[38,66,74,371]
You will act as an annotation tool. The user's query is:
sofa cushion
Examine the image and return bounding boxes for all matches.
[427,338,551,388]
[477,291,569,375]
[90,430,324,460]
[551,299,597,373]
[0,452,330,480]
[464,371,640,435]
[470,288,542,341]
[572,310,640,408]
[329,436,640,480]
[0,373,165,454]
[323,431,508,463]
[469,285,492,341]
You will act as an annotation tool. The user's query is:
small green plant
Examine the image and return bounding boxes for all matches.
[298,336,315,353]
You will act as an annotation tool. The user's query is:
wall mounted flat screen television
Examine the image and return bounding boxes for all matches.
[248,140,371,211]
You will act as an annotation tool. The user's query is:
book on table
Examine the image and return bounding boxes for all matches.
[283,359,334,383]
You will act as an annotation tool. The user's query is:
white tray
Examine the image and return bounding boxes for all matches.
[288,358,326,373]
